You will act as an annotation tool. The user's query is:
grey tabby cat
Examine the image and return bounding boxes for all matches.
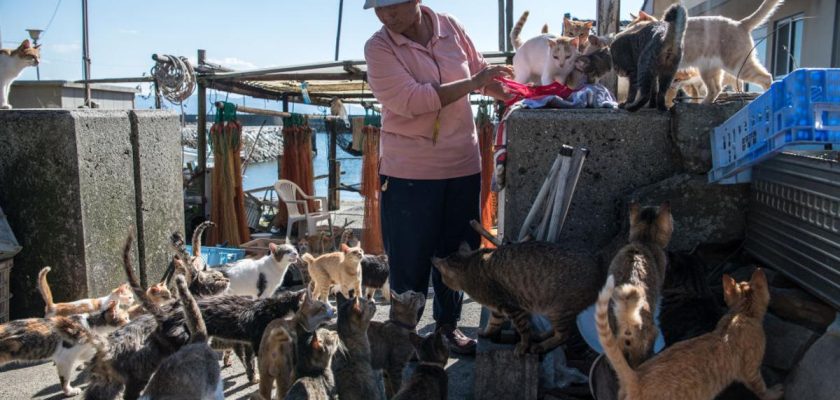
[140,275,222,400]
[432,241,603,354]
[605,201,673,368]
[332,293,381,400]
[284,328,343,400]
[368,290,426,398]
[392,331,449,400]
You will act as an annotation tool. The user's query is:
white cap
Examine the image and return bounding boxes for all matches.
[363,0,411,9]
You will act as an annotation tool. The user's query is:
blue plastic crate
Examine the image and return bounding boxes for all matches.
[185,245,245,267]
[709,69,840,183]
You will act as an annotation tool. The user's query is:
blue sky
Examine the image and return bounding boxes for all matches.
[1,0,643,112]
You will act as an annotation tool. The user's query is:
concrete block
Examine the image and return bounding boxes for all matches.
[670,102,747,174]
[474,350,539,400]
[626,173,751,252]
[0,109,182,317]
[129,110,183,284]
[763,313,819,372]
[785,331,840,400]
[502,109,677,253]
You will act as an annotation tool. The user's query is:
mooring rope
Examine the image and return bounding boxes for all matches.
[151,55,196,105]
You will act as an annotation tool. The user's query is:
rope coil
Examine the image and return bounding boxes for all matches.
[151,55,196,105]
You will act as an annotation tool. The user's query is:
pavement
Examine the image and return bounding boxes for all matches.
[0,293,482,400]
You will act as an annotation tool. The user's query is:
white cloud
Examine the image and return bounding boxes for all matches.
[47,42,81,54]
[207,57,259,70]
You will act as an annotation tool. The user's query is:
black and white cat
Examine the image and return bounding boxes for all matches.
[218,242,298,298]
[0,39,39,109]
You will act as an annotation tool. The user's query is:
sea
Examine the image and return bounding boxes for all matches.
[242,131,363,202]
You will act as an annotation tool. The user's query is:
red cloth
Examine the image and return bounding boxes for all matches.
[496,77,576,106]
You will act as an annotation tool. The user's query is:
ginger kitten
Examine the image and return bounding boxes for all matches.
[631,0,782,103]
[563,17,593,51]
[127,283,173,319]
[510,11,581,86]
[38,266,134,317]
[596,269,783,400]
[0,39,39,109]
[302,244,364,306]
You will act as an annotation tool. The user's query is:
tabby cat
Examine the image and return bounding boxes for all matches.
[392,331,450,400]
[605,201,673,368]
[139,275,222,400]
[595,269,784,400]
[256,289,334,400]
[0,301,127,396]
[284,328,343,400]
[432,241,602,354]
[610,4,687,111]
[332,293,380,400]
[368,290,426,397]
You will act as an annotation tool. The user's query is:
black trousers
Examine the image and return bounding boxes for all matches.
[380,173,481,325]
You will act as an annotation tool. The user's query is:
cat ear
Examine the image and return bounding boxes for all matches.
[750,268,768,289]
[629,12,638,20]
[310,334,323,351]
[589,35,601,46]
[340,243,350,253]
[18,39,31,50]
[722,274,740,305]
[629,202,641,223]
[656,200,673,229]
[458,242,472,255]
[431,257,447,271]
[352,296,362,315]
[105,300,118,312]
[269,243,278,254]
[571,37,580,49]
[434,330,447,350]
[584,21,593,30]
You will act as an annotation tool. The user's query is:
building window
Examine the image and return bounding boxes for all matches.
[745,25,769,93]
[773,14,804,77]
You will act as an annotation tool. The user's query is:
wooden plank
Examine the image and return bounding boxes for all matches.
[597,0,621,95]
[197,49,208,218]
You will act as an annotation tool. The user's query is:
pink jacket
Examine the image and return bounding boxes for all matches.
[364,6,488,180]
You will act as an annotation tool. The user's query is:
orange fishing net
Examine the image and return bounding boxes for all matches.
[208,110,250,246]
[273,114,317,232]
[478,104,498,248]
[360,121,384,255]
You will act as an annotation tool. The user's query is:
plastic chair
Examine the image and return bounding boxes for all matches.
[274,179,332,241]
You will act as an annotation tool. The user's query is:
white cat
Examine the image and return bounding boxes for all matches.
[218,243,298,298]
[0,39,40,109]
[509,11,580,86]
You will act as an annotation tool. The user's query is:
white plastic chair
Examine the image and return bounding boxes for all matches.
[274,179,332,241]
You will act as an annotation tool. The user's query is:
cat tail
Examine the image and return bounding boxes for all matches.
[740,0,784,30]
[122,231,167,324]
[541,24,549,34]
[510,11,529,50]
[614,284,645,334]
[662,3,687,51]
[301,253,316,265]
[191,221,215,258]
[174,275,208,344]
[37,267,56,315]
[595,276,639,391]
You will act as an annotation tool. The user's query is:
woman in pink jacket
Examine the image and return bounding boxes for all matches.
[364,0,511,354]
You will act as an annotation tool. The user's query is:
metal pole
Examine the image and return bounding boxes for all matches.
[505,0,514,52]
[498,0,505,52]
[34,38,41,80]
[197,49,208,218]
[327,120,339,211]
[334,0,344,61]
[81,0,92,106]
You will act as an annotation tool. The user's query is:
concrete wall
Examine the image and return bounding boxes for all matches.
[501,109,678,254]
[0,109,182,318]
[9,81,137,110]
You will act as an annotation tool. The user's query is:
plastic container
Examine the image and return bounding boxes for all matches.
[185,245,246,267]
[709,69,840,183]
[0,259,12,323]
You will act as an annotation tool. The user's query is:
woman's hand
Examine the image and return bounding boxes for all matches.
[471,65,514,90]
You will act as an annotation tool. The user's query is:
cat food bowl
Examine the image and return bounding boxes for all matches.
[575,303,665,355]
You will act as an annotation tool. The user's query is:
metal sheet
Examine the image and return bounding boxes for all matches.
[746,153,840,309]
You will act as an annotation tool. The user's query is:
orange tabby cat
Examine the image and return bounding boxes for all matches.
[596,268,784,400]
[38,267,134,317]
[302,243,364,305]
[563,17,593,51]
